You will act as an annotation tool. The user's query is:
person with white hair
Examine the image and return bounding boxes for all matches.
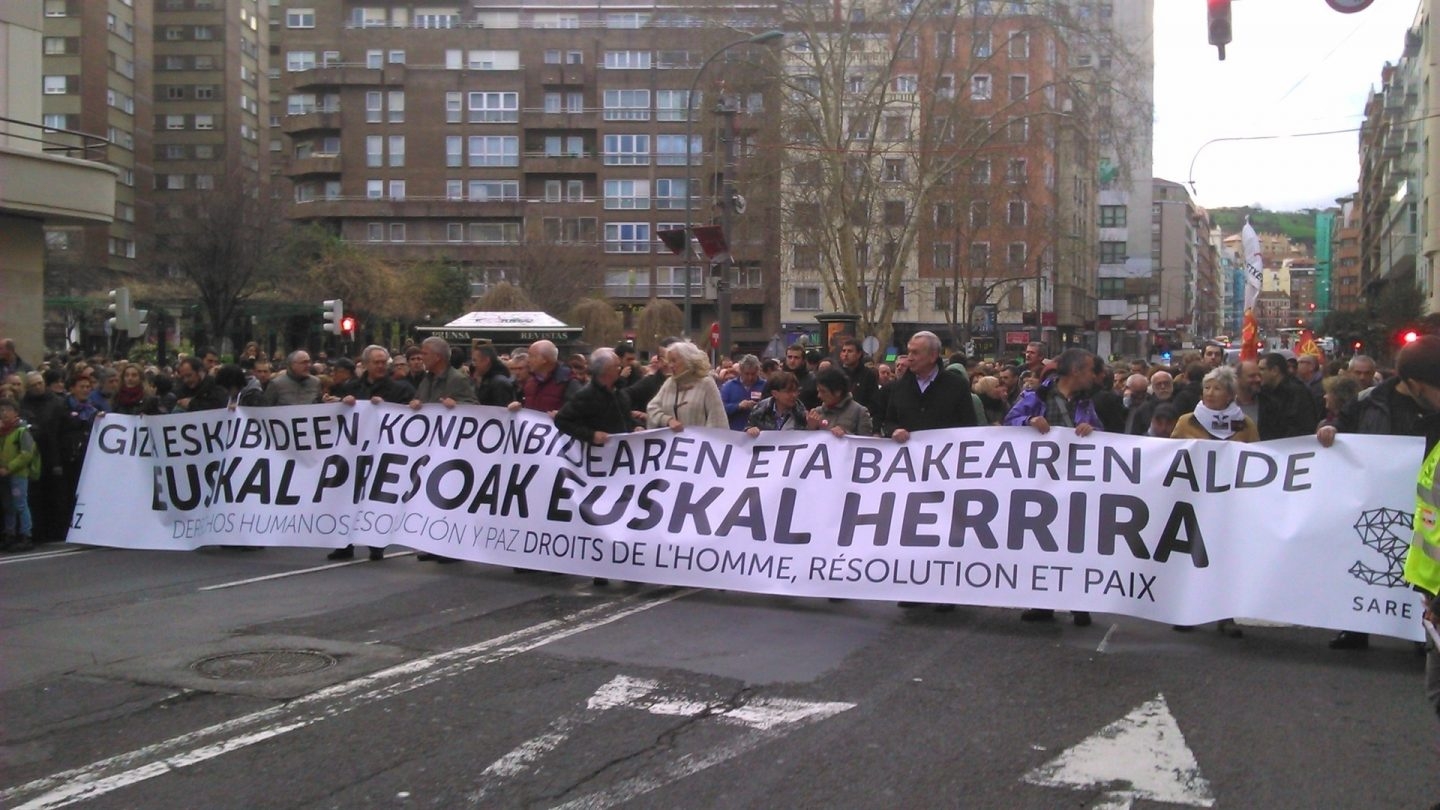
[646,341,727,430]
[409,337,477,411]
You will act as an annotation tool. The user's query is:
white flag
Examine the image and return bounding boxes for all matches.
[1241,218,1263,312]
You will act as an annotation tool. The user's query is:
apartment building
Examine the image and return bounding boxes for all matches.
[270,1,782,353]
[151,0,270,276]
[1330,195,1362,314]
[776,0,1096,357]
[40,0,152,294]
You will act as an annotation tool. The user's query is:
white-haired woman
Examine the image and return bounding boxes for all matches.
[1170,364,1257,637]
[646,341,727,431]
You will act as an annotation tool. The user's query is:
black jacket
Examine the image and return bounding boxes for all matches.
[881,367,978,435]
[626,370,667,411]
[475,369,516,408]
[554,381,633,443]
[1339,377,1423,438]
[839,360,880,414]
[344,373,415,405]
[1258,374,1319,440]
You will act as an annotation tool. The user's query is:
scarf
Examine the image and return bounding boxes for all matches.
[115,385,145,407]
[1191,401,1247,440]
[66,395,98,424]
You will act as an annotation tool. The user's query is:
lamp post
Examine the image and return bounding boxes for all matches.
[683,29,784,341]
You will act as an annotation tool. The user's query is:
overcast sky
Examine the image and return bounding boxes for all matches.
[1152,0,1421,212]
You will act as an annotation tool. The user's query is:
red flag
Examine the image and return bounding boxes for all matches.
[1240,310,1261,362]
[1296,329,1324,362]
[691,225,729,263]
[656,228,689,256]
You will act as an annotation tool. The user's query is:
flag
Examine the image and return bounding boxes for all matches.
[1240,218,1264,362]
[1296,329,1324,362]
[656,227,689,256]
[692,225,730,264]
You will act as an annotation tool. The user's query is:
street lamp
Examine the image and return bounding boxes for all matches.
[683,29,784,341]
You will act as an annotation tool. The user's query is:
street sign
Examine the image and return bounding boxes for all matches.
[710,322,720,348]
[861,335,879,356]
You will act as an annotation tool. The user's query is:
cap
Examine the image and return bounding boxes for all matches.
[1397,334,1440,387]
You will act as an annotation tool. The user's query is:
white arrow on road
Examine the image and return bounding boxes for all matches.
[1022,693,1215,809]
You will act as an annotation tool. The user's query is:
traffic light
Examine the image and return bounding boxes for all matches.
[1401,329,1421,346]
[130,300,148,334]
[321,298,344,334]
[340,315,357,339]
[107,287,130,332]
[1207,0,1232,60]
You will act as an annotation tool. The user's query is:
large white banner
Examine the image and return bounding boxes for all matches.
[74,404,1427,640]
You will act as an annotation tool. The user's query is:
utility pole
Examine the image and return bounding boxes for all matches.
[715,94,740,363]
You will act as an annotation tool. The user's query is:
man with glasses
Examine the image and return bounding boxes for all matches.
[261,350,321,406]
[1125,369,1175,435]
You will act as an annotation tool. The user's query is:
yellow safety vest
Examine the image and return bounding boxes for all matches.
[1406,440,1440,595]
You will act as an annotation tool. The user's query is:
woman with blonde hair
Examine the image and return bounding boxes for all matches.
[646,341,727,431]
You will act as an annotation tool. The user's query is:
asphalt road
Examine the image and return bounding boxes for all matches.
[0,544,1435,809]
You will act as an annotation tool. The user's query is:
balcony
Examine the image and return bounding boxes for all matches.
[528,109,599,129]
[291,196,526,219]
[281,110,342,134]
[538,64,591,86]
[524,152,598,173]
[285,155,342,176]
[291,65,382,90]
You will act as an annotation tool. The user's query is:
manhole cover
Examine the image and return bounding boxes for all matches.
[191,650,338,681]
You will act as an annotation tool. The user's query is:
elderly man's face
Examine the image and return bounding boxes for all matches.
[290,353,311,376]
[1297,356,1318,379]
[1149,372,1174,399]
[906,337,938,376]
[1349,359,1376,386]
[366,352,389,379]
[739,364,759,385]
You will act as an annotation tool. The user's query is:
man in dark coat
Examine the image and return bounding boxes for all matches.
[1258,351,1318,440]
[881,330,977,440]
[343,345,415,406]
[555,348,635,445]
[837,338,880,416]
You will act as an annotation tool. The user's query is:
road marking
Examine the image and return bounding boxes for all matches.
[1096,623,1119,653]
[471,674,855,807]
[1022,693,1215,808]
[1,588,695,810]
[0,547,93,566]
[196,550,417,591]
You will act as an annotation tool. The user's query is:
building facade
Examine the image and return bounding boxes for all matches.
[271,1,784,355]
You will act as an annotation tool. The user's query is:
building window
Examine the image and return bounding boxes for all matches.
[194,114,214,130]
[970,242,990,271]
[1099,205,1127,227]
[971,75,992,101]
[43,76,68,94]
[1099,241,1127,264]
[446,91,463,123]
[882,159,906,182]
[286,52,316,71]
[655,134,699,166]
[1007,242,1027,268]
[935,285,952,312]
[793,287,822,311]
[467,135,518,167]
[469,223,520,244]
[165,115,185,130]
[1006,158,1027,184]
[390,223,405,242]
[1009,32,1030,59]
[365,92,381,123]
[388,91,404,123]
[195,86,215,100]
[286,8,315,28]
[936,32,955,59]
[604,50,652,69]
[366,136,383,167]
[467,91,518,123]
[604,179,650,209]
[368,223,384,242]
[365,180,383,199]
[43,37,67,55]
[973,32,992,58]
[605,223,651,253]
[445,135,462,167]
[467,181,519,201]
[933,242,953,270]
[603,134,650,166]
[446,180,464,200]
[367,49,383,69]
[1008,201,1027,226]
[166,175,187,190]
[1010,75,1029,102]
[882,115,909,141]
[388,50,405,64]
[654,179,690,210]
[603,89,650,121]
[388,181,405,200]
[195,175,214,190]
[388,135,405,167]
[892,74,918,93]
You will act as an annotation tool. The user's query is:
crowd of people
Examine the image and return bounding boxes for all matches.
[0,333,1409,645]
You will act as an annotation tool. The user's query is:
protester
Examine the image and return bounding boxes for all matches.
[0,399,39,551]
[721,355,767,431]
[646,341,727,431]
[881,331,977,442]
[1004,347,1102,627]
[805,367,872,437]
[510,340,579,417]
[836,338,879,415]
[261,351,321,406]
[470,341,515,407]
[408,337,476,563]
[1258,351,1319,440]
[745,371,808,436]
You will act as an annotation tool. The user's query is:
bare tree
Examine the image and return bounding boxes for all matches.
[510,239,603,316]
[282,224,402,317]
[162,172,288,342]
[777,0,1128,349]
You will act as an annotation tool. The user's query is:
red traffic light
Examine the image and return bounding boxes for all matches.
[1208,0,1232,59]
[1403,330,1420,344]
[340,315,357,336]
[1352,341,1362,350]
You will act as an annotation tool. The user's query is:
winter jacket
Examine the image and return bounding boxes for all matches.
[0,422,40,480]
[1002,376,1104,431]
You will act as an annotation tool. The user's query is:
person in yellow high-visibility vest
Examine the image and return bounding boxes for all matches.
[1395,335,1440,721]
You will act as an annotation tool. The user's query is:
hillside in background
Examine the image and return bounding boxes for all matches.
[1208,207,1321,248]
